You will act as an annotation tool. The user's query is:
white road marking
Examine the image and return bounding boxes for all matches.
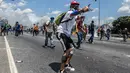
[4,36,18,73]
[126,55,130,58]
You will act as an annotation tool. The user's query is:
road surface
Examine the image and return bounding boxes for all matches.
[0,33,130,73]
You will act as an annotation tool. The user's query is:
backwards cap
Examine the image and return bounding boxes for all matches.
[71,1,80,5]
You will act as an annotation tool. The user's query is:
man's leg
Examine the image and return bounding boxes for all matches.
[33,30,35,36]
[84,33,87,41]
[79,32,82,45]
[89,33,93,43]
[100,33,103,40]
[107,34,110,40]
[50,32,55,47]
[22,30,23,35]
[91,31,94,43]
[65,48,73,65]
[35,30,37,36]
[45,32,48,46]
[80,32,83,42]
[124,35,127,42]
[6,30,8,35]
[58,33,72,72]
[4,29,6,36]
[0,29,1,36]
[60,53,67,71]
[76,32,80,48]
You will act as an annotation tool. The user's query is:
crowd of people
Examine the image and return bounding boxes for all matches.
[0,1,129,73]
[0,21,23,36]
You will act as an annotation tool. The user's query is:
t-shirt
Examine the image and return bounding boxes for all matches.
[106,29,110,33]
[57,10,77,37]
[20,25,23,30]
[90,23,94,31]
[16,24,20,30]
[77,20,84,32]
[34,25,38,31]
[46,21,55,32]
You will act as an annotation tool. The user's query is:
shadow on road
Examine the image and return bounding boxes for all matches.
[49,62,61,73]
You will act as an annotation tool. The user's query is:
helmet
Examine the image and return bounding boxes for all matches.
[50,17,54,19]
[71,1,79,5]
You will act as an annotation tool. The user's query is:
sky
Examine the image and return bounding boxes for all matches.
[0,0,130,26]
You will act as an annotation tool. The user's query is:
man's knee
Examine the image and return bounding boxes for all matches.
[69,50,74,56]
[61,55,67,63]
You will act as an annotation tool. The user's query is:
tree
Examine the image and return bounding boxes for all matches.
[112,16,130,34]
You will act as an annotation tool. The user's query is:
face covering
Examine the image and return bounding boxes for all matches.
[50,20,54,23]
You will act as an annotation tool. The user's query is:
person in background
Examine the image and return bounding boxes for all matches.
[106,28,111,40]
[20,24,23,35]
[33,24,38,36]
[43,17,56,48]
[83,25,88,41]
[76,16,85,49]
[88,20,95,43]
[100,26,105,40]
[15,22,20,36]
[97,27,101,37]
[122,28,128,42]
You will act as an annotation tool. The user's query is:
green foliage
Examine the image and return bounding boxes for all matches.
[112,16,130,34]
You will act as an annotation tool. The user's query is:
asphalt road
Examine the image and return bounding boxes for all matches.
[0,33,130,73]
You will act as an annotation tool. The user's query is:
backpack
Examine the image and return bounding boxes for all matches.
[55,12,66,26]
[55,12,73,26]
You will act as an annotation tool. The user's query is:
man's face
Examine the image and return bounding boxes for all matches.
[71,4,79,10]
[50,19,54,22]
[81,17,85,21]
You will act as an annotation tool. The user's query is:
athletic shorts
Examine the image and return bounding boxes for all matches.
[56,32,73,52]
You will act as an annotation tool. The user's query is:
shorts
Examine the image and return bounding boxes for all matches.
[56,32,73,52]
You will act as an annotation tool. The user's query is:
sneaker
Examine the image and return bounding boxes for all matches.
[58,70,65,73]
[50,45,55,48]
[65,66,75,71]
[42,45,47,48]
[65,64,75,72]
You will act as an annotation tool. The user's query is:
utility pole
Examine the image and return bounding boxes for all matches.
[98,0,100,27]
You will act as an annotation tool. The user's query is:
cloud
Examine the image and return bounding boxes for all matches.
[17,2,25,6]
[92,16,98,20]
[27,13,40,24]
[118,0,130,13]
[118,4,130,13]
[87,16,114,26]
[48,10,61,15]
[106,17,115,20]
[48,8,51,10]
[124,0,130,3]
[0,2,15,9]
[0,0,49,26]
[17,0,27,6]
[92,8,99,12]
[51,10,61,15]
[0,0,3,3]
[39,16,50,25]
[14,8,33,15]
[0,0,26,9]
[22,8,33,13]
[64,3,70,7]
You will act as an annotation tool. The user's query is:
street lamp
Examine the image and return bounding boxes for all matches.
[98,0,100,27]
